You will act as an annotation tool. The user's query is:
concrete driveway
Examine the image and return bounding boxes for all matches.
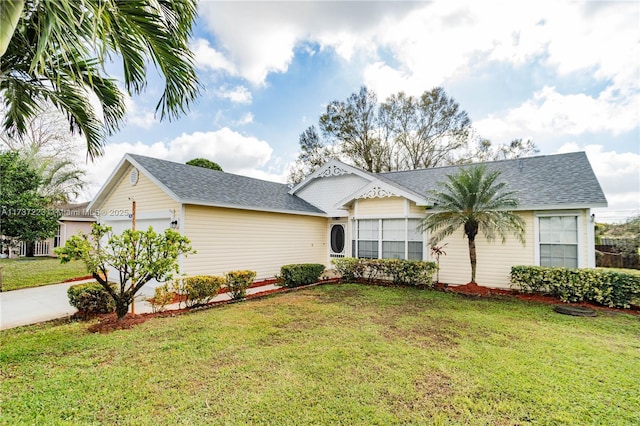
[0,280,281,330]
[0,281,86,330]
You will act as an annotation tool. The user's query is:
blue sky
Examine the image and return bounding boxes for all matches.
[85,1,640,223]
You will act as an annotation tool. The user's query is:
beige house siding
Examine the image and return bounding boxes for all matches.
[183,205,327,278]
[409,201,425,216]
[47,221,94,256]
[99,165,180,216]
[432,211,535,289]
[356,197,407,217]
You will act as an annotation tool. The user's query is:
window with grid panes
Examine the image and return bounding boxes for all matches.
[539,216,578,268]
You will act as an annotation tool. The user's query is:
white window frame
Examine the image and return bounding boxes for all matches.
[534,211,584,268]
[351,217,425,260]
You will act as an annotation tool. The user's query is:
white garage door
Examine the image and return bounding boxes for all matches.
[100,216,173,298]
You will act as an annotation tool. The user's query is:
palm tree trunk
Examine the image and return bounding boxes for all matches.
[468,237,477,283]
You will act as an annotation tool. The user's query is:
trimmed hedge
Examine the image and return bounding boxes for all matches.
[510,265,640,308]
[176,275,225,308]
[67,282,115,316]
[331,257,438,286]
[225,270,256,300]
[280,264,325,288]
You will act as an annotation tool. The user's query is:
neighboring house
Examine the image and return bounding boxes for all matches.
[16,202,96,257]
[89,152,607,289]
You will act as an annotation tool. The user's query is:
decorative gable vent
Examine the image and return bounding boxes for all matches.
[360,186,396,199]
[129,168,139,186]
[318,165,350,178]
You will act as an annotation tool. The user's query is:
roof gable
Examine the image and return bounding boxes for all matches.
[288,159,376,194]
[378,152,607,210]
[336,179,426,209]
[91,154,326,216]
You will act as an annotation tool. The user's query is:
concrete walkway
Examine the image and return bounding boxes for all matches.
[0,281,280,331]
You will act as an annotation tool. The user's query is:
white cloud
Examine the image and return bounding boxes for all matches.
[122,95,157,129]
[233,113,254,126]
[474,86,640,142]
[80,128,281,201]
[217,85,252,104]
[190,38,237,75]
[556,143,640,223]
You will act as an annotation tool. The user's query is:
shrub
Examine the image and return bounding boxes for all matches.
[510,265,640,308]
[225,270,256,300]
[148,283,175,313]
[331,257,438,286]
[382,258,438,286]
[67,282,115,317]
[331,257,365,282]
[176,275,225,308]
[280,264,325,288]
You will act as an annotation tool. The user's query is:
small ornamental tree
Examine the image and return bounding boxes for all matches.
[420,165,525,283]
[56,223,194,319]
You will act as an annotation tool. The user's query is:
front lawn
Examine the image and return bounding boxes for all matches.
[0,257,88,291]
[1,284,638,424]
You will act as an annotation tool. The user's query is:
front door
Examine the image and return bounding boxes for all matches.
[329,223,347,259]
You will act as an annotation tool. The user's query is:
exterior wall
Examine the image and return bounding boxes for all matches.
[47,220,94,256]
[297,173,369,216]
[182,205,328,278]
[409,201,426,216]
[99,164,180,218]
[355,197,407,217]
[428,211,536,289]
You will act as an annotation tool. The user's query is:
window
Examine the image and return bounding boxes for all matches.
[382,219,404,259]
[539,216,578,268]
[53,225,62,248]
[407,219,423,260]
[353,218,423,260]
[357,220,379,258]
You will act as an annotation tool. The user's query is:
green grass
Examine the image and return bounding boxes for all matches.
[0,257,88,291]
[1,284,639,425]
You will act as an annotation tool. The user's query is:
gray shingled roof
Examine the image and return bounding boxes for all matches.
[377,152,607,209]
[128,154,325,215]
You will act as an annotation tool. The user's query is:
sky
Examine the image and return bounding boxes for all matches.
[80,1,639,223]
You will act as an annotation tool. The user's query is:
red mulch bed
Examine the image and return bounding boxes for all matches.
[63,275,94,283]
[86,280,339,333]
[437,282,640,316]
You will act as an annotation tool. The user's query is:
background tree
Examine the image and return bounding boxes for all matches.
[56,223,194,319]
[288,125,334,185]
[320,86,388,172]
[1,0,199,159]
[419,165,526,283]
[467,137,539,163]
[1,108,86,203]
[186,158,223,171]
[382,88,471,170]
[310,86,472,176]
[0,150,60,256]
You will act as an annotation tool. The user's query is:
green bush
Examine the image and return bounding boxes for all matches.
[280,264,325,287]
[510,265,640,308]
[382,258,438,286]
[148,283,175,313]
[67,282,115,317]
[177,275,225,308]
[331,257,366,282]
[225,270,256,300]
[331,258,438,286]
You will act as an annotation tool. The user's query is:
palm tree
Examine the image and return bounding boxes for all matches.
[420,165,526,283]
[0,0,199,160]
